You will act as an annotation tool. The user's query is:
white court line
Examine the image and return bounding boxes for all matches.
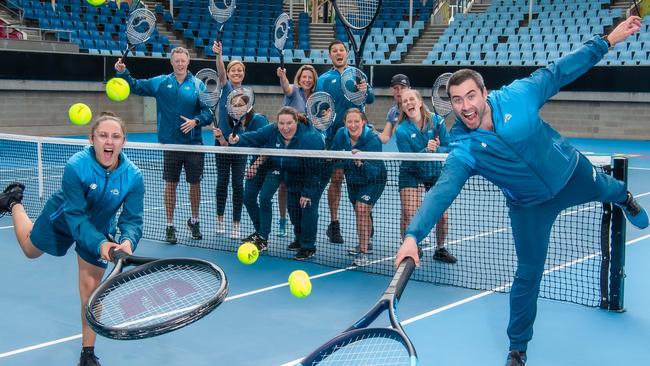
[2,193,650,359]
[278,232,650,366]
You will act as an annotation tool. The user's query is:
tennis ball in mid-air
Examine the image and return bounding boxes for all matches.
[86,0,106,6]
[289,272,312,298]
[68,103,92,126]
[237,242,259,265]
[288,270,309,284]
[106,77,130,102]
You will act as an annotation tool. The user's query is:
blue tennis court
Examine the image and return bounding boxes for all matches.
[0,136,649,365]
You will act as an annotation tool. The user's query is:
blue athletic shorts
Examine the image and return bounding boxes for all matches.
[347,182,385,206]
[30,207,108,269]
[398,170,437,191]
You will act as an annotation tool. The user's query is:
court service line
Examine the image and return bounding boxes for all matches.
[2,194,649,359]
[278,231,650,366]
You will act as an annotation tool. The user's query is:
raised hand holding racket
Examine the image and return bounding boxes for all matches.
[306,91,336,132]
[274,12,291,69]
[226,87,255,138]
[298,256,418,365]
[340,66,369,107]
[209,0,236,43]
[332,0,382,70]
[431,72,453,118]
[86,248,228,340]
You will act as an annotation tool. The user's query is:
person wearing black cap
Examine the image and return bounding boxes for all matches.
[378,74,411,144]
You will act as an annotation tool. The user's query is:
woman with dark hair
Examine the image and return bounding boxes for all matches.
[229,106,326,260]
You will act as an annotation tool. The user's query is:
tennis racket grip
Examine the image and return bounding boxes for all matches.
[108,247,129,263]
[393,257,416,301]
[280,53,285,69]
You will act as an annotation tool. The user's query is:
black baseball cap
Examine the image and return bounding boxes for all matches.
[390,74,410,87]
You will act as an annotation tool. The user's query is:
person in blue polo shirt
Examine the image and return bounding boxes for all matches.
[0,113,145,366]
[316,40,375,245]
[229,106,326,260]
[115,47,212,244]
[395,16,647,366]
[331,108,387,266]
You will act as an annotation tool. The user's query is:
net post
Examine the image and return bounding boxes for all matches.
[37,139,44,200]
[608,157,627,312]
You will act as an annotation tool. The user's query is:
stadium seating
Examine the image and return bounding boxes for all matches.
[425,0,649,66]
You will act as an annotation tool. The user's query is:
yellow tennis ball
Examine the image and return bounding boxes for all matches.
[289,274,312,298]
[86,0,106,6]
[68,103,92,126]
[237,242,259,265]
[288,270,309,284]
[106,77,130,102]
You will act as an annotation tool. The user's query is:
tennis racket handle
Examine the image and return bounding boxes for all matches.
[280,54,284,69]
[108,247,129,263]
[394,257,416,300]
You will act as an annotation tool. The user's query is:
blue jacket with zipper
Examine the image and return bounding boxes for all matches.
[117,69,213,144]
[46,146,145,255]
[406,36,610,243]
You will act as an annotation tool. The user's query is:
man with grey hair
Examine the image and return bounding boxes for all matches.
[115,47,213,243]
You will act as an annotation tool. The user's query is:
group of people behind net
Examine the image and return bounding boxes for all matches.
[111,39,458,266]
[0,15,648,366]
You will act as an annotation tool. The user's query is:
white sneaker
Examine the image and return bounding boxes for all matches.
[353,253,370,266]
[216,220,225,234]
[230,222,241,239]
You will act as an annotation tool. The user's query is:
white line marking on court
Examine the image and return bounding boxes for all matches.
[278,232,650,366]
[3,193,650,360]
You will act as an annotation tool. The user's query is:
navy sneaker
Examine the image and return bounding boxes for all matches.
[287,239,300,251]
[326,220,344,244]
[505,350,526,366]
[0,182,24,217]
[165,226,177,244]
[78,351,102,366]
[616,192,649,229]
[294,248,315,260]
[187,218,203,240]
[433,247,457,263]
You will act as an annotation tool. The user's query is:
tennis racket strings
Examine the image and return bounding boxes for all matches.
[125,8,156,46]
[431,72,453,117]
[306,92,335,131]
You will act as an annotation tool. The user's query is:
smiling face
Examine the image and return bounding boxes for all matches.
[277,112,298,141]
[170,51,189,78]
[298,69,315,91]
[344,110,365,142]
[227,62,245,86]
[328,43,348,69]
[90,119,125,171]
[400,89,424,122]
[448,78,489,130]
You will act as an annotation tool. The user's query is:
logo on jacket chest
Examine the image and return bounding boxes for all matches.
[504,113,512,123]
[90,183,97,190]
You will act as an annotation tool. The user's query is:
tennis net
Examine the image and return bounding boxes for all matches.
[0,133,626,309]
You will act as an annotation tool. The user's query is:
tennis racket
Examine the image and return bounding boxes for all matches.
[85,248,228,340]
[306,91,336,132]
[195,68,222,124]
[274,12,291,69]
[331,0,382,70]
[226,87,255,137]
[340,66,369,107]
[121,7,156,62]
[431,72,453,118]
[209,0,236,43]
[298,257,418,365]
